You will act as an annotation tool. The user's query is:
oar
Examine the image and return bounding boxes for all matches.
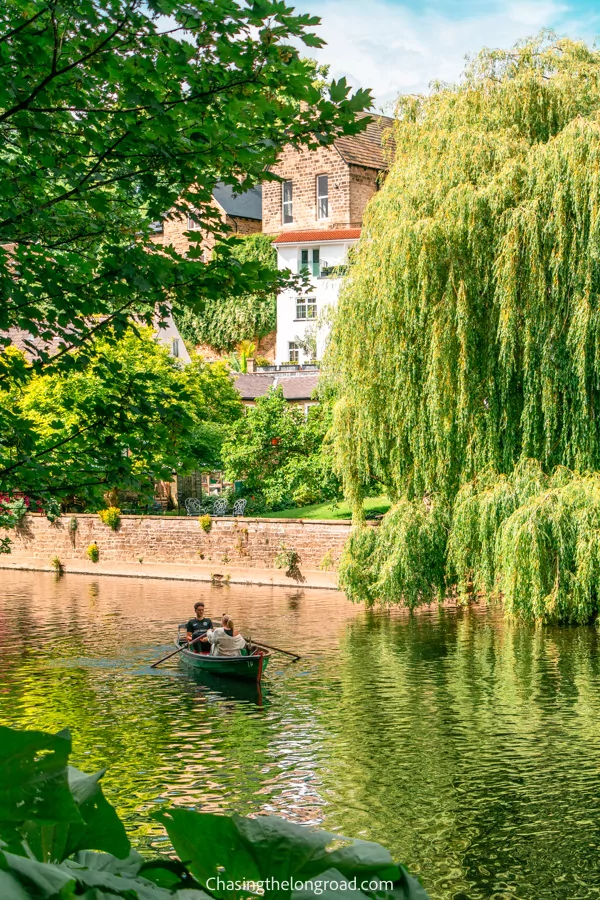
[150,632,207,668]
[251,640,301,661]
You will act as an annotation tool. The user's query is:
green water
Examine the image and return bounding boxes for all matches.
[1,570,600,899]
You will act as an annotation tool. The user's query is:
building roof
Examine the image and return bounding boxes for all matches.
[3,315,189,364]
[234,372,320,402]
[4,327,67,361]
[213,182,262,220]
[273,228,361,244]
[334,113,395,171]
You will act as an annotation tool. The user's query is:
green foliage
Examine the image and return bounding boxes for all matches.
[0,724,429,899]
[447,461,600,623]
[50,556,64,577]
[222,389,342,511]
[0,725,129,862]
[86,544,99,563]
[274,545,301,578]
[329,34,600,619]
[0,0,371,502]
[98,507,121,531]
[338,501,448,608]
[319,550,335,571]
[329,35,600,506]
[198,514,212,533]
[177,235,278,351]
[6,330,241,509]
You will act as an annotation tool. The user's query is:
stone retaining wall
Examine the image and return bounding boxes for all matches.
[3,514,353,576]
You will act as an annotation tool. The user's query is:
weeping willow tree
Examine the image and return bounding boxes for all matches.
[331,35,600,622]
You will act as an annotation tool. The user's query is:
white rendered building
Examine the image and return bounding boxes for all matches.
[273,229,360,365]
[261,113,393,366]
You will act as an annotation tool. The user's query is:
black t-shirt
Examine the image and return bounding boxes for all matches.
[186,616,213,637]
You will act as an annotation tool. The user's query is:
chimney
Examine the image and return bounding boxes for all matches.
[246,357,255,373]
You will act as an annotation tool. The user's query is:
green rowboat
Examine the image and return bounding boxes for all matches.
[176,639,270,682]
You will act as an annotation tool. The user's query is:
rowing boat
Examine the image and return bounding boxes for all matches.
[175,632,270,682]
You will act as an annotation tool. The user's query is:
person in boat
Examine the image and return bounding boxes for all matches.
[205,615,247,658]
[185,601,213,654]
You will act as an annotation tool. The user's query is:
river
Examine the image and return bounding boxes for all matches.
[1,570,599,899]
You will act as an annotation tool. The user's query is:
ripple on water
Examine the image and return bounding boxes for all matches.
[1,571,600,899]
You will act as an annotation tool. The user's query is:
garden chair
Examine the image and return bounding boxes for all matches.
[212,498,228,516]
[231,498,247,517]
[185,498,203,516]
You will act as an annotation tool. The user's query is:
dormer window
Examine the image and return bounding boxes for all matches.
[282,181,293,224]
[316,175,329,219]
[300,247,320,276]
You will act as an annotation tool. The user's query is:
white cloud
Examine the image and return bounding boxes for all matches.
[303,0,600,109]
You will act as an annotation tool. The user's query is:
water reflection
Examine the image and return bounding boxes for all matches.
[1,571,600,898]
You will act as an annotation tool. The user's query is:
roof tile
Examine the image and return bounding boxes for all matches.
[333,113,395,170]
[273,228,361,244]
[234,372,320,401]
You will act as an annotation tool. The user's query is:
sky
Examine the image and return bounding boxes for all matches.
[300,0,600,109]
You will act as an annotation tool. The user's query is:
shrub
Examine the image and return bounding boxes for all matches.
[50,556,64,576]
[68,515,78,532]
[319,549,335,571]
[199,513,212,533]
[447,461,600,623]
[338,499,449,608]
[274,544,301,578]
[98,506,121,530]
[87,543,99,563]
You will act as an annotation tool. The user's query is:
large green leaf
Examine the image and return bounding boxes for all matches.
[0,850,76,898]
[0,870,31,900]
[292,867,374,900]
[155,812,430,900]
[0,726,82,852]
[153,810,261,898]
[0,726,129,863]
[61,767,130,860]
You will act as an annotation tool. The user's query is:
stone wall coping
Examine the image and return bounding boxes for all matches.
[32,513,357,527]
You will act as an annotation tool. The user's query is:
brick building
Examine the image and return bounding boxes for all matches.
[149,182,262,260]
[261,113,394,365]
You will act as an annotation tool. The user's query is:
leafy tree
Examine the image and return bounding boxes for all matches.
[9,328,241,512]
[222,387,341,510]
[177,234,278,352]
[329,34,600,620]
[0,0,371,503]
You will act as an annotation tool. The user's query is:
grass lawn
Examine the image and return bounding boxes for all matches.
[258,495,391,520]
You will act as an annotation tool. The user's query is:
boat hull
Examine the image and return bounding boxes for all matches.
[177,644,270,681]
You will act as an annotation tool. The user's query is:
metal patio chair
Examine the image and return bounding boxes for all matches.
[212,498,229,516]
[185,498,204,516]
[231,498,247,517]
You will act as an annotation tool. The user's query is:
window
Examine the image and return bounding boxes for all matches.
[295,297,317,320]
[288,342,300,363]
[316,174,329,219]
[300,247,320,276]
[282,181,293,224]
[171,338,179,358]
[187,209,201,231]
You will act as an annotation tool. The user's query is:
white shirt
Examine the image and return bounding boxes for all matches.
[205,627,246,657]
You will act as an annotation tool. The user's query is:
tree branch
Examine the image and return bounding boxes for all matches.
[0,7,48,44]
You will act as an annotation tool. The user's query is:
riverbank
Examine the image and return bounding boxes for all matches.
[0,513,355,589]
[0,555,339,589]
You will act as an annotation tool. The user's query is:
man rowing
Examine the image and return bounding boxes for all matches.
[185,601,213,654]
